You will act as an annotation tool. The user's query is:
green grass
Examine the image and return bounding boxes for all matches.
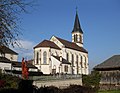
[98,90,120,93]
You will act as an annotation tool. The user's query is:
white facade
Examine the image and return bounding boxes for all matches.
[5,53,18,61]
[0,62,11,73]
[34,36,88,75]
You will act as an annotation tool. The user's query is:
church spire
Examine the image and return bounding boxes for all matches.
[72,9,84,47]
[72,9,83,33]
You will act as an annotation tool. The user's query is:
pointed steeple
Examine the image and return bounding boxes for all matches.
[72,10,83,33]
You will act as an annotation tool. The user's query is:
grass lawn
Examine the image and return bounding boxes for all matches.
[98,90,120,93]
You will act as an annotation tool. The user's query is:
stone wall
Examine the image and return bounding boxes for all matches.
[33,79,82,88]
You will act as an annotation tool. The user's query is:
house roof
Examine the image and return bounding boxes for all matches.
[0,57,11,63]
[94,55,120,70]
[55,36,88,53]
[34,40,61,50]
[72,11,83,33]
[12,62,38,69]
[0,46,18,55]
[52,55,71,65]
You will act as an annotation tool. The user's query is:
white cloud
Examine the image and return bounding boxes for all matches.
[10,40,36,61]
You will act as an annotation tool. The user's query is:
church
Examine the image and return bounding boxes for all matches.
[33,11,89,75]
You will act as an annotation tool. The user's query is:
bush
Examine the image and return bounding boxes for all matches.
[37,86,62,93]
[82,71,101,91]
[18,80,34,93]
[0,74,21,89]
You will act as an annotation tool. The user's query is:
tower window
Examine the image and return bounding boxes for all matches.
[80,35,82,43]
[76,34,78,42]
[74,35,76,42]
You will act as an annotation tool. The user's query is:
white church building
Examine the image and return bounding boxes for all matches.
[33,11,89,75]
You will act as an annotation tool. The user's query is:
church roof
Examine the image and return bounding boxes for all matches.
[55,36,88,53]
[0,46,18,55]
[72,11,83,33]
[94,55,120,70]
[52,55,71,64]
[34,40,61,50]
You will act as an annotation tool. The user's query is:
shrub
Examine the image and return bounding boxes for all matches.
[82,71,101,91]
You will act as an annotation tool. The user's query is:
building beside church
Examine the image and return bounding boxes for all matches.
[33,11,89,75]
[0,46,38,76]
[94,55,120,90]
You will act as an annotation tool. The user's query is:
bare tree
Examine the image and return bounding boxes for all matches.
[0,0,34,47]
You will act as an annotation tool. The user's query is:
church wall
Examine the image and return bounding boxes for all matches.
[41,65,50,74]
[63,48,88,75]
[34,46,88,75]
[34,47,62,74]
[34,47,50,74]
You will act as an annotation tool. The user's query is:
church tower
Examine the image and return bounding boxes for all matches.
[72,10,83,47]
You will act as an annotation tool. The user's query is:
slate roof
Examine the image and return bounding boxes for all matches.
[12,62,38,69]
[0,57,11,63]
[55,36,88,53]
[94,55,120,70]
[52,55,71,65]
[34,40,61,50]
[72,11,83,33]
[0,46,18,55]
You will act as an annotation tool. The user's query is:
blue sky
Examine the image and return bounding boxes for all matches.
[13,0,120,70]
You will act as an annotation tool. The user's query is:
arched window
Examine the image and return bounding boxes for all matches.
[80,55,83,67]
[66,53,69,62]
[36,52,39,64]
[76,34,78,42]
[79,35,82,43]
[76,55,78,62]
[43,51,47,64]
[76,55,79,74]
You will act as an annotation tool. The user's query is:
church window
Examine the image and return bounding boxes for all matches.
[64,65,68,72]
[72,54,74,66]
[79,35,82,43]
[76,34,78,42]
[76,55,78,62]
[43,51,47,64]
[80,55,83,67]
[36,52,39,64]
[66,53,69,62]
[76,55,79,74]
